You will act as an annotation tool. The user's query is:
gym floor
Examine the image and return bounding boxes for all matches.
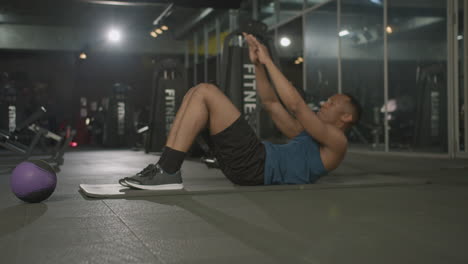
[1,149,467,264]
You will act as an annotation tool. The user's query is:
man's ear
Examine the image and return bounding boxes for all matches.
[341,113,353,124]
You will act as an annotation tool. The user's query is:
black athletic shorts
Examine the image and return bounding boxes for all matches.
[210,115,265,186]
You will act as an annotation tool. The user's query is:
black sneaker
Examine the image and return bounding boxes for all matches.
[119,163,157,187]
[123,164,183,190]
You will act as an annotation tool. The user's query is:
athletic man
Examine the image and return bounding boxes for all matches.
[119,33,361,190]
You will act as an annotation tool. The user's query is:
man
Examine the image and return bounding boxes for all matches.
[119,33,361,190]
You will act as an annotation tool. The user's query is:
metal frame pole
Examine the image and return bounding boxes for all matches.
[464,0,468,153]
[448,0,457,157]
[216,17,221,84]
[383,0,389,152]
[194,33,198,85]
[303,0,307,94]
[204,24,209,82]
[337,0,342,94]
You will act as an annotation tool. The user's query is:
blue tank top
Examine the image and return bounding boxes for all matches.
[262,131,328,185]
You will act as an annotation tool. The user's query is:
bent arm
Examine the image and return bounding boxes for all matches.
[255,64,279,105]
[266,102,304,139]
[263,60,303,114]
[264,61,343,147]
[246,33,304,113]
[247,34,344,148]
[256,64,303,139]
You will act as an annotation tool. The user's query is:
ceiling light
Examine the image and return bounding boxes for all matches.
[386,26,393,34]
[294,60,300,64]
[150,31,158,38]
[297,57,303,62]
[458,35,463,40]
[155,29,163,34]
[79,52,87,60]
[161,25,168,31]
[338,30,349,37]
[280,37,291,47]
[107,29,121,42]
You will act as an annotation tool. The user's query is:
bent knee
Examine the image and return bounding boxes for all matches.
[192,83,220,96]
[185,83,213,97]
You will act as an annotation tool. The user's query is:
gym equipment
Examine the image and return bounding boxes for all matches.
[0,73,18,133]
[0,107,75,170]
[131,105,150,150]
[412,64,447,150]
[219,19,279,138]
[1,107,48,156]
[79,174,428,199]
[1,106,46,139]
[348,107,384,150]
[194,20,282,167]
[10,160,57,203]
[133,125,149,150]
[145,59,187,153]
[195,130,220,169]
[220,20,298,139]
[1,72,39,136]
[102,83,135,147]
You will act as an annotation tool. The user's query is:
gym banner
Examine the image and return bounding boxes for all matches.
[243,63,257,132]
[164,88,176,136]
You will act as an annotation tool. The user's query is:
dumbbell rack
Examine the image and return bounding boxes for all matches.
[0,107,76,172]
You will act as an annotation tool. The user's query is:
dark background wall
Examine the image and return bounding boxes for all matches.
[0,50,183,131]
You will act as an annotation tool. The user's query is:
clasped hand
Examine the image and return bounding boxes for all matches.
[243,32,272,66]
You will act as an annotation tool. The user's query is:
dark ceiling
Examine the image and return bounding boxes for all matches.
[0,0,242,34]
[0,0,449,44]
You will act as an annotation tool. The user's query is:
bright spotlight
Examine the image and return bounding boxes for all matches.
[386,26,393,34]
[79,52,87,60]
[108,29,121,42]
[280,37,291,47]
[150,31,158,38]
[161,25,168,31]
[155,28,163,34]
[339,30,350,37]
[458,35,463,40]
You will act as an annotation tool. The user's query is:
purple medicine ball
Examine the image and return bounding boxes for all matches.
[10,160,57,203]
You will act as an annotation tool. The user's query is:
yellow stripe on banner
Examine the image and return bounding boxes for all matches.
[189,31,230,56]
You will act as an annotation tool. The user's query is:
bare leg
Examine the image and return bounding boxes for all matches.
[165,86,197,147]
[165,83,241,152]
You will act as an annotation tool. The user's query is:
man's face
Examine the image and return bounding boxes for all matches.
[317,94,350,124]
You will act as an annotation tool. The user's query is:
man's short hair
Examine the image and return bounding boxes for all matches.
[342,93,362,125]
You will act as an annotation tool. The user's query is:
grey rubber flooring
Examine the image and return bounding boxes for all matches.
[1,149,468,264]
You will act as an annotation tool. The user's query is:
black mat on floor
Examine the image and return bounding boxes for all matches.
[80,174,429,198]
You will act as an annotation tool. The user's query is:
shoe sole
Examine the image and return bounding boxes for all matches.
[119,178,131,187]
[124,181,184,190]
